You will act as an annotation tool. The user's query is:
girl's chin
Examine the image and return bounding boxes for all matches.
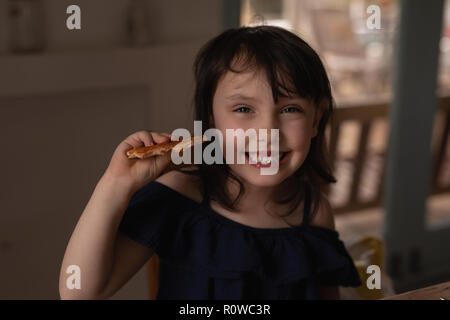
[246,179,285,188]
[229,167,288,188]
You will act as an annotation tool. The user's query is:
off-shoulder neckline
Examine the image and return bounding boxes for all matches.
[151,180,339,236]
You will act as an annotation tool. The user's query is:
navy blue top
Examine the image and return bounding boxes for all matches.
[118,180,362,299]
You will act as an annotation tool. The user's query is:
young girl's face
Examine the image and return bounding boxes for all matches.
[212,68,322,188]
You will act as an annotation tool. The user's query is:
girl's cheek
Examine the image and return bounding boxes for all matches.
[220,130,245,162]
[211,123,235,160]
[213,114,246,154]
[282,120,312,150]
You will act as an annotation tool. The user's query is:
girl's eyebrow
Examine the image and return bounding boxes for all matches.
[225,93,307,104]
[278,93,302,100]
[225,93,260,101]
[278,95,309,104]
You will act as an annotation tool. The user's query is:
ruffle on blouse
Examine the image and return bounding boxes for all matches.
[118,181,362,287]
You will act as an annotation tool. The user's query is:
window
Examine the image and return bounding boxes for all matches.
[240,0,399,102]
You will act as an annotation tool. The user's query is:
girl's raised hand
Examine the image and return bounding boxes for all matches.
[104,130,173,192]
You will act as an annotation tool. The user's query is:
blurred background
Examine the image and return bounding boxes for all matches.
[0,0,449,299]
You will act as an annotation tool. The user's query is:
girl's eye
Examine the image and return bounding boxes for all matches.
[281,105,302,113]
[233,105,253,113]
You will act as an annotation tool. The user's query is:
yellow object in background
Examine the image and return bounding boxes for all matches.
[340,235,396,300]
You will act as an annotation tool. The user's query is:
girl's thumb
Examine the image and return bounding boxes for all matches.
[154,151,174,176]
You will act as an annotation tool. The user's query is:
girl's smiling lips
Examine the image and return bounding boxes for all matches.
[243,151,291,168]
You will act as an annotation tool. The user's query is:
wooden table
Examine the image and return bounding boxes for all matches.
[382,281,450,300]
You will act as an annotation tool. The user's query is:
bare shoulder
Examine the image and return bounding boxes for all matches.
[309,192,336,231]
[155,169,203,203]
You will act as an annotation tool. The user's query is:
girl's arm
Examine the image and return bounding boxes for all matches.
[59,131,172,299]
[59,173,154,299]
[310,193,341,300]
[317,284,340,299]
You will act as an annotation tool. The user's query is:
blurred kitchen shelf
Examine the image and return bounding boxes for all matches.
[0,42,203,98]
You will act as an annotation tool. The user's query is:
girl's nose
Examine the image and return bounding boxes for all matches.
[257,132,280,152]
[258,113,280,132]
[257,114,279,138]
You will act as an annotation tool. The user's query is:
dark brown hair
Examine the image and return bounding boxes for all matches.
[180,25,336,225]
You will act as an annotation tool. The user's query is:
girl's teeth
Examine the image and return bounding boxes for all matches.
[247,153,273,164]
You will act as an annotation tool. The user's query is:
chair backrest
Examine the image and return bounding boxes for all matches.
[326,99,388,213]
[327,94,450,214]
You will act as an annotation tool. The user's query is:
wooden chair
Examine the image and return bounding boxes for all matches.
[327,94,450,214]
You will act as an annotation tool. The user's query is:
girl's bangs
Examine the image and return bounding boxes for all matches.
[221,42,319,106]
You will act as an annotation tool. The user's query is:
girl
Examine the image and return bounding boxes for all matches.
[59,25,361,300]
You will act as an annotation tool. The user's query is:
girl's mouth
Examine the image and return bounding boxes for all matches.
[244,151,290,168]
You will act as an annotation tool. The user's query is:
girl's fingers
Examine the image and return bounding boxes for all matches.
[122,130,154,148]
[151,132,171,144]
[136,130,155,147]
[115,139,143,158]
[117,130,171,157]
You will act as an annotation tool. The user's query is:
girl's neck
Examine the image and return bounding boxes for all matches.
[228,180,273,213]
[225,176,296,217]
[209,176,304,228]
